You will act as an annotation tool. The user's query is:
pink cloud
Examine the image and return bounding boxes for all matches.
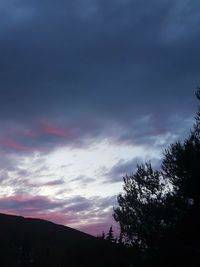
[0,194,122,236]
[1,210,71,226]
[20,129,38,138]
[25,211,71,225]
[0,195,74,224]
[1,137,32,152]
[40,120,70,138]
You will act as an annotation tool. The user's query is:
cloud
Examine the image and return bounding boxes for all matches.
[1,137,32,152]
[70,175,95,187]
[0,170,10,184]
[64,195,116,213]
[15,178,65,188]
[105,158,142,183]
[0,0,199,236]
[0,195,65,214]
[0,113,194,156]
[0,193,117,235]
[0,153,19,171]
[40,119,70,138]
[43,179,65,186]
[0,0,197,127]
[104,153,165,183]
[64,196,93,213]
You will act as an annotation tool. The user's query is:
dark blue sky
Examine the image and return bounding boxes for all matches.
[0,0,199,235]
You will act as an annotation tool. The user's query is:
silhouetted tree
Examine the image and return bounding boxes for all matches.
[97,231,105,239]
[106,226,114,243]
[160,89,200,260]
[113,89,200,265]
[117,232,124,246]
[113,163,168,249]
[162,90,200,206]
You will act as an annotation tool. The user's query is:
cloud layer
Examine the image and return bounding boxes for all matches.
[0,0,199,235]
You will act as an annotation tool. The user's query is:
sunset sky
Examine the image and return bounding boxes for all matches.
[0,0,199,236]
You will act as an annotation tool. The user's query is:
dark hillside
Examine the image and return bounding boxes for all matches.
[0,213,130,267]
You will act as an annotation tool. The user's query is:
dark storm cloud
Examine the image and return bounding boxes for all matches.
[0,0,199,150]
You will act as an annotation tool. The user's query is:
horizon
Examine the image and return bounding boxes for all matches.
[0,0,199,236]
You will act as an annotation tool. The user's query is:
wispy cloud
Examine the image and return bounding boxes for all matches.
[0,193,117,235]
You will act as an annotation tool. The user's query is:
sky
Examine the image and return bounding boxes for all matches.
[0,0,199,236]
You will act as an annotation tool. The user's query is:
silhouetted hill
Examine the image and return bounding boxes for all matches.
[0,213,130,267]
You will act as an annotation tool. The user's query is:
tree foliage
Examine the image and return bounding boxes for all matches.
[114,163,166,248]
[162,90,200,212]
[106,226,115,243]
[114,89,200,254]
